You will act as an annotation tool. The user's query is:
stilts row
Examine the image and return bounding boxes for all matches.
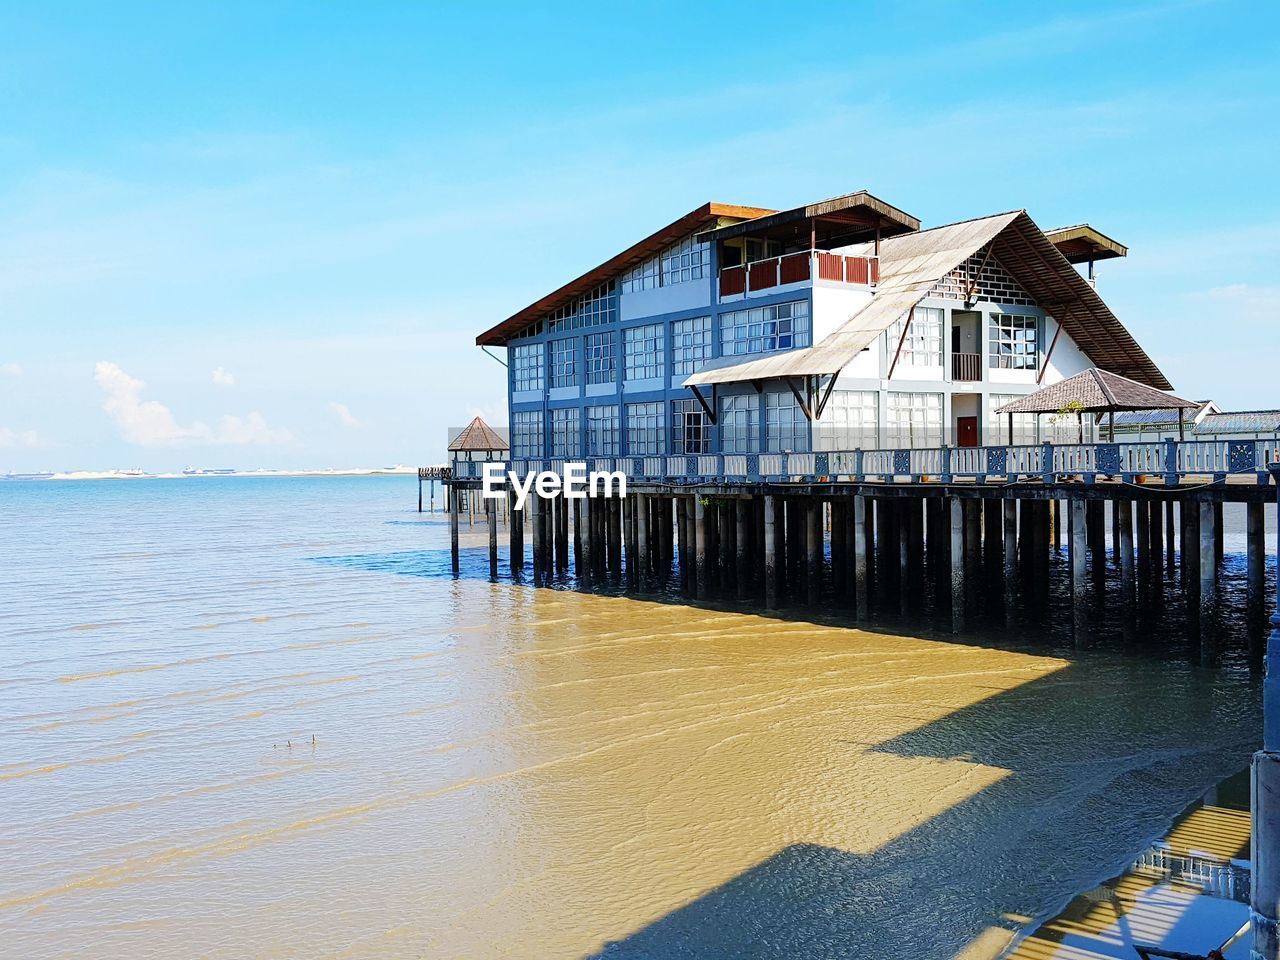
[447,482,1272,662]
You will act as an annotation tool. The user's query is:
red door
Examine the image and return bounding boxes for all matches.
[957,416,978,448]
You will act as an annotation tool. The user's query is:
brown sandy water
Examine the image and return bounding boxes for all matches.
[0,476,1263,959]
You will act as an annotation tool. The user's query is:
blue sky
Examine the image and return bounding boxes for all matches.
[1,0,1276,471]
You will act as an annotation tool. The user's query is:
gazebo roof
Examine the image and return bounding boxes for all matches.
[996,369,1198,416]
[447,416,509,452]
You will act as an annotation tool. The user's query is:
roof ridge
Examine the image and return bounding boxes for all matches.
[1093,368,1119,407]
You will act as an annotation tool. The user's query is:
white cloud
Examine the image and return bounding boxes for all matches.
[94,361,292,447]
[1189,283,1278,324]
[328,401,361,429]
[0,362,21,377]
[0,426,40,448]
[211,366,235,387]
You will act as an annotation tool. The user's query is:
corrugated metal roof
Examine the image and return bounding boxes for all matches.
[684,210,1171,389]
[994,368,1196,415]
[1197,411,1280,434]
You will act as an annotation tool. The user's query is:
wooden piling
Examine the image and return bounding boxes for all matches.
[486,493,498,580]
[694,496,707,598]
[449,485,460,574]
[1165,499,1176,573]
[1003,498,1018,630]
[1248,501,1266,625]
[806,498,822,607]
[1199,499,1218,665]
[1118,498,1135,639]
[735,500,750,601]
[1068,498,1089,646]
[853,495,869,620]
[949,497,965,634]
[509,488,524,574]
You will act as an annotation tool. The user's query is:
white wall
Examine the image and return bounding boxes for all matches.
[620,279,712,321]
[811,284,874,345]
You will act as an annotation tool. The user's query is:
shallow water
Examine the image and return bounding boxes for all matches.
[0,476,1267,959]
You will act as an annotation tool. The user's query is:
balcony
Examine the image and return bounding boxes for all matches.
[718,250,879,300]
[951,352,981,382]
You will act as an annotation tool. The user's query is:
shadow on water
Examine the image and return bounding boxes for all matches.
[576,656,1257,960]
[309,541,1266,958]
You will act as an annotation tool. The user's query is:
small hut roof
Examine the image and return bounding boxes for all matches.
[448,416,509,452]
[995,369,1198,416]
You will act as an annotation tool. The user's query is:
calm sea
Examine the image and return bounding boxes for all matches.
[0,475,1269,959]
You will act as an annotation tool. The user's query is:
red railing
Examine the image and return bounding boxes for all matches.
[718,250,878,299]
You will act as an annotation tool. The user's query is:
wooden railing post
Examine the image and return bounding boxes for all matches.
[1164,438,1179,486]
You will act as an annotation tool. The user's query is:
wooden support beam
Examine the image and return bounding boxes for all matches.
[785,377,814,420]
[887,306,914,381]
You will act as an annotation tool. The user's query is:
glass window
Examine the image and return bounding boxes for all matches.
[547,281,618,332]
[886,392,942,448]
[719,300,811,357]
[585,404,619,456]
[987,394,1038,445]
[885,306,943,367]
[815,390,879,450]
[671,398,710,454]
[671,316,712,376]
[989,314,1039,369]
[511,410,544,458]
[584,332,615,385]
[623,324,664,381]
[660,232,711,285]
[765,391,809,452]
[511,343,544,392]
[549,338,577,388]
[719,394,760,453]
[621,255,659,294]
[550,407,580,457]
[625,401,664,454]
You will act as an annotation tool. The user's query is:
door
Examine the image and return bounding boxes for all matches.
[957,416,978,448]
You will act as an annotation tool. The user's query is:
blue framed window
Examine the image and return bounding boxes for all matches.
[511,410,544,458]
[511,343,545,392]
[585,404,620,455]
[719,394,760,453]
[719,300,810,357]
[550,407,580,456]
[623,324,664,381]
[549,338,577,388]
[671,316,712,376]
[585,332,616,385]
[625,401,663,454]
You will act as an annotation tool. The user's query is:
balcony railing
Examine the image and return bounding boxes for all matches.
[450,438,1279,487]
[951,352,981,382]
[719,250,878,300]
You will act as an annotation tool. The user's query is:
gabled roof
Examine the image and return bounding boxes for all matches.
[994,369,1196,415]
[693,190,919,247]
[684,210,1172,389]
[475,201,774,347]
[1043,224,1127,263]
[1197,410,1280,435]
[448,416,509,452]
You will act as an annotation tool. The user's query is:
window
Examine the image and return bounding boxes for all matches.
[585,404,619,455]
[671,315,712,376]
[547,281,618,331]
[989,314,1039,369]
[621,255,660,294]
[549,338,577,388]
[585,332,615,385]
[719,300,810,357]
[511,410,544,458]
[885,306,943,367]
[550,408,580,457]
[511,343,544,392]
[623,324,664,381]
[815,390,879,450]
[987,394,1038,445]
[660,232,711,285]
[886,392,942,448]
[765,391,808,452]
[671,398,709,454]
[719,394,760,453]
[625,402,664,454]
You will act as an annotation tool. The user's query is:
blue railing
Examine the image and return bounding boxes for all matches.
[451,438,1280,486]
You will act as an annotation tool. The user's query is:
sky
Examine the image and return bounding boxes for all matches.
[1,0,1277,472]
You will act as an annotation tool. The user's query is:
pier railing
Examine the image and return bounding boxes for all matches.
[450,438,1279,486]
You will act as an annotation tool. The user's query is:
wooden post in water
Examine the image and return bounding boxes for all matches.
[486,494,498,580]
[949,497,965,634]
[1199,499,1218,665]
[806,498,822,608]
[675,497,689,591]
[1149,498,1164,606]
[607,498,622,577]
[719,500,735,596]
[898,499,911,617]
[1165,500,1176,573]
[530,494,546,585]
[508,488,524,574]
[449,484,460,574]
[1184,500,1201,612]
[963,499,980,614]
[830,500,847,605]
[1248,501,1266,626]
[1136,499,1151,609]
[1118,498,1135,640]
[1088,500,1106,594]
[735,500,750,601]
[1003,498,1018,630]
[1068,498,1089,646]
[1051,498,1061,553]
[853,495,869,621]
[763,496,778,609]
[1214,501,1225,566]
[694,496,707,598]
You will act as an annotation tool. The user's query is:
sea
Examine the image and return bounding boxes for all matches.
[0,475,1271,959]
